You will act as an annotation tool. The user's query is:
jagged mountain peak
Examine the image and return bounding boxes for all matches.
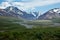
[5,6,20,11]
[5,6,24,15]
[0,6,38,20]
[49,8,60,13]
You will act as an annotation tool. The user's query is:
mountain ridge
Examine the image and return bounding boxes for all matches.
[0,6,39,20]
[38,8,60,20]
[0,6,60,20]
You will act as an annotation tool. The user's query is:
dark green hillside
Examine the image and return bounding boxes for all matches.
[0,16,26,31]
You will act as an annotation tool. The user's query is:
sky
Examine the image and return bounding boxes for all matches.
[0,0,60,14]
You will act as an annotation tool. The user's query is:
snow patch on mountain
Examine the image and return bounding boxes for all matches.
[53,8,60,13]
[49,8,60,14]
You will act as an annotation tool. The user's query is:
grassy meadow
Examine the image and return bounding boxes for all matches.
[0,16,60,40]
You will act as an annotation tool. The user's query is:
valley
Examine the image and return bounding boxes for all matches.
[0,6,60,40]
[0,16,60,40]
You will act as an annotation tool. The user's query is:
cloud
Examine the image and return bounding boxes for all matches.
[6,0,15,2]
[0,2,11,9]
[22,0,60,8]
[0,0,60,11]
[21,0,32,2]
[14,0,60,11]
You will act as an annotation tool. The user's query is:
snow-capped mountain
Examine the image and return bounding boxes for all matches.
[0,6,39,20]
[5,6,23,15]
[38,8,60,20]
[49,8,60,13]
[0,6,60,20]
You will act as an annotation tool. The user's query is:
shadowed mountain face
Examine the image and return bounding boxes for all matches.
[0,6,37,20]
[38,8,60,20]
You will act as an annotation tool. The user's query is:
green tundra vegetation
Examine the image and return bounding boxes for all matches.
[0,16,60,40]
[0,27,60,40]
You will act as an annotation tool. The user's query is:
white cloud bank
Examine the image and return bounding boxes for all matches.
[0,0,60,11]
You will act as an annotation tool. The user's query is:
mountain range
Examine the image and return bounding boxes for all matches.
[38,8,60,20]
[0,6,60,20]
[0,6,39,20]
